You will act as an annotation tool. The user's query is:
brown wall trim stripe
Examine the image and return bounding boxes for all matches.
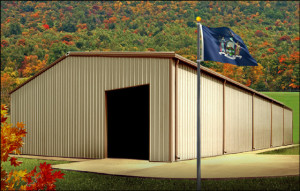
[223,80,226,154]
[292,111,293,144]
[271,102,273,147]
[283,108,285,145]
[105,92,108,158]
[149,85,150,161]
[252,93,255,150]
[68,51,176,58]
[10,51,292,111]
[169,59,173,162]
[175,59,179,160]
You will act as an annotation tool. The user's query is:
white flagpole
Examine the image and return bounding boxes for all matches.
[196,16,203,191]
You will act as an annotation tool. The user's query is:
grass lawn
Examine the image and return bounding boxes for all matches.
[6,115,11,124]
[2,157,299,190]
[259,145,300,155]
[261,92,300,144]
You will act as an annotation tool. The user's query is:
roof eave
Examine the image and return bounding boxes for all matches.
[8,51,293,111]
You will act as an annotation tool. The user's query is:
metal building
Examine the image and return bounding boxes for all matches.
[10,52,293,162]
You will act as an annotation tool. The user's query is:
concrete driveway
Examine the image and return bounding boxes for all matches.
[51,144,299,179]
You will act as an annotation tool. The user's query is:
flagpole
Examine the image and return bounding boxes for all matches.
[196,16,202,191]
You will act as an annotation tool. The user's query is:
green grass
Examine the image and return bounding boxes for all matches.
[1,157,71,171]
[261,92,300,144]
[2,158,299,190]
[259,145,300,155]
[6,115,11,124]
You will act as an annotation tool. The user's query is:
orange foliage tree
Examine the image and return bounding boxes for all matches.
[20,55,48,77]
[1,73,17,110]
[220,63,246,84]
[1,105,65,190]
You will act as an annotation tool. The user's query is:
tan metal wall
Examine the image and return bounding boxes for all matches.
[200,72,224,158]
[224,84,252,154]
[11,56,170,161]
[11,55,294,161]
[177,64,196,160]
[177,64,223,160]
[253,95,272,150]
[271,103,283,147]
[284,109,293,145]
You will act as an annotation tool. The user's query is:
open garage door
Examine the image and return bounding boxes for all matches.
[106,85,149,160]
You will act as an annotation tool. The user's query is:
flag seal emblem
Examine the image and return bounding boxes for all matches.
[218,37,242,60]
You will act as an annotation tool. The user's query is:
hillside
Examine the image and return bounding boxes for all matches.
[1,1,299,108]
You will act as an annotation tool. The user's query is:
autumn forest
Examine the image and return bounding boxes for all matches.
[1,1,299,109]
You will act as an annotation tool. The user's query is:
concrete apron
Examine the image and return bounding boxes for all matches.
[43,145,300,179]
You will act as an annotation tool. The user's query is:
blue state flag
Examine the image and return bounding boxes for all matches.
[202,25,257,66]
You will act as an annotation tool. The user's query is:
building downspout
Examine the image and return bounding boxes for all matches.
[252,93,255,150]
[223,80,226,154]
[175,59,179,161]
[283,108,285,145]
[169,59,173,162]
[271,102,273,147]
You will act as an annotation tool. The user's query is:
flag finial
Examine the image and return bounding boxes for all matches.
[196,16,201,22]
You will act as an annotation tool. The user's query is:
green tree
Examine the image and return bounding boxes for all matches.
[20,17,26,25]
[9,22,22,35]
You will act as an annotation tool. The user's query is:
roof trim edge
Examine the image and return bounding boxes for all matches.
[9,51,292,111]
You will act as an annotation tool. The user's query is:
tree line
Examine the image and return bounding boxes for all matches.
[1,1,299,109]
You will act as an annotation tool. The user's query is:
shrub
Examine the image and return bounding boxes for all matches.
[1,40,9,47]
[1,104,65,190]
[255,30,264,37]
[61,35,73,42]
[279,35,291,42]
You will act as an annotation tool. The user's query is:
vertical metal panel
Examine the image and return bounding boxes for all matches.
[177,64,196,160]
[169,59,175,162]
[177,64,223,160]
[284,109,293,145]
[175,60,179,160]
[11,57,170,161]
[271,103,284,147]
[170,59,176,162]
[224,84,252,154]
[253,95,272,150]
[200,73,223,157]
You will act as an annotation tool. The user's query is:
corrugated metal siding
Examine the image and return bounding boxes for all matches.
[200,73,223,157]
[177,64,223,160]
[12,54,294,161]
[11,57,170,161]
[284,109,293,145]
[224,84,252,154]
[271,103,283,147]
[253,95,271,150]
[177,64,196,160]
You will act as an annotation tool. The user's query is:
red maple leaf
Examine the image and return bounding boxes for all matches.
[52,171,65,179]
[9,157,22,167]
[25,162,65,190]
[25,166,37,184]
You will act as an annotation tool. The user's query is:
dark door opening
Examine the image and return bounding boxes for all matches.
[106,85,149,160]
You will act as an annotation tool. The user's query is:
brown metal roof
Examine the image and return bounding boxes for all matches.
[9,51,292,111]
